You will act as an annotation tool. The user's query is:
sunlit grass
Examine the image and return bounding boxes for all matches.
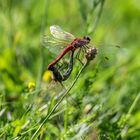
[0,0,140,139]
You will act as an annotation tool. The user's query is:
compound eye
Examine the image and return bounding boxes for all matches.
[86,36,90,41]
[83,36,91,41]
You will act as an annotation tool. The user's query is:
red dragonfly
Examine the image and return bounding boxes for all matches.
[43,25,121,82]
[49,50,75,82]
[43,25,91,71]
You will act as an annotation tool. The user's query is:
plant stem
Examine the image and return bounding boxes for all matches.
[127,92,140,115]
[31,61,88,140]
[87,0,105,35]
[36,0,50,91]
[92,0,105,35]
[119,92,140,129]
[118,92,140,139]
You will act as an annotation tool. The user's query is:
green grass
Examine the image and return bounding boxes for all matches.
[0,0,140,139]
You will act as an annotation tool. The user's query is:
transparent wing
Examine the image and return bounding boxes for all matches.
[42,25,75,55]
[42,35,70,55]
[50,25,75,42]
[88,42,120,57]
[96,44,121,61]
[87,43,124,67]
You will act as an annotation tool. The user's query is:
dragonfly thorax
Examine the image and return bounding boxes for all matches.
[73,37,90,49]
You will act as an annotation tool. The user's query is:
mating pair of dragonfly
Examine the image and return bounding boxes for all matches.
[43,25,120,83]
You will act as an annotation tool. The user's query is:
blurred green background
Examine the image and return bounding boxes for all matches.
[0,0,140,139]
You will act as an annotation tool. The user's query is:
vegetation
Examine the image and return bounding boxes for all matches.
[0,0,140,139]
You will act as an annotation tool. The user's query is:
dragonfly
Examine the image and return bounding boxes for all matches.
[50,51,74,82]
[50,47,98,83]
[43,25,91,70]
[43,25,121,82]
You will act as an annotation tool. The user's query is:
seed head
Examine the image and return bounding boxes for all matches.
[85,47,97,61]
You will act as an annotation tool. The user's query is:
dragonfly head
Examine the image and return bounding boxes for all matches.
[83,36,91,43]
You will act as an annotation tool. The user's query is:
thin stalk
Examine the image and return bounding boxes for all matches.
[117,92,140,139]
[124,92,140,124]
[87,0,105,35]
[91,0,105,35]
[119,92,140,131]
[31,61,89,140]
[36,0,49,90]
[127,92,140,115]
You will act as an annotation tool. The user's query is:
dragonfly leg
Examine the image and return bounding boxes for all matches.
[75,48,84,65]
[82,45,88,53]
